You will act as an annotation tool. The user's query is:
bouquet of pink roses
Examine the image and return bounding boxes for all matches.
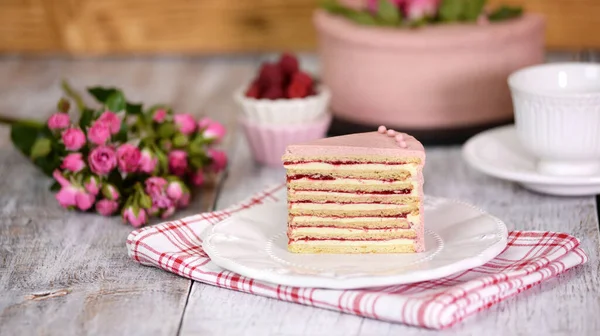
[321,0,522,27]
[7,81,227,227]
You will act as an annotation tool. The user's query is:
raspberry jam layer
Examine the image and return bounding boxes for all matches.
[289,225,412,230]
[287,174,336,181]
[288,237,415,243]
[284,160,410,165]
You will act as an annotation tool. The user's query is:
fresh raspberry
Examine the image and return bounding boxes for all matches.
[258,63,283,87]
[291,71,313,88]
[262,86,284,100]
[279,53,299,75]
[245,80,261,98]
[286,81,308,99]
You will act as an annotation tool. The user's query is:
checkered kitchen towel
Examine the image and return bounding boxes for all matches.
[126,184,588,329]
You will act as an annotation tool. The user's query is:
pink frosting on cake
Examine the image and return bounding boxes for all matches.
[283,131,425,159]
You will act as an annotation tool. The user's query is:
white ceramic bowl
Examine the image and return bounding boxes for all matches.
[508,62,600,176]
[234,85,331,125]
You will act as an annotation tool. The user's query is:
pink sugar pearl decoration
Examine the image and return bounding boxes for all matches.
[378,125,408,148]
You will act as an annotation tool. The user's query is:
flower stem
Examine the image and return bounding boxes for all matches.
[0,115,19,125]
[61,79,85,113]
[0,115,44,128]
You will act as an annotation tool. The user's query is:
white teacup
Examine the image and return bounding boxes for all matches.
[508,62,600,176]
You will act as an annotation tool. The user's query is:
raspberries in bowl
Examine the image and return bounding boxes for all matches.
[245,53,316,100]
[235,53,330,125]
[235,53,332,167]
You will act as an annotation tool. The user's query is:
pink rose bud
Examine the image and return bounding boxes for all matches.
[84,175,100,195]
[48,113,70,130]
[75,190,95,211]
[53,169,71,187]
[61,153,85,172]
[116,144,141,173]
[178,192,190,209]
[148,206,160,217]
[161,206,176,219]
[145,177,168,197]
[404,0,439,21]
[152,194,173,210]
[166,180,184,200]
[168,150,188,176]
[101,183,120,201]
[153,109,167,123]
[174,113,196,135]
[139,148,158,174]
[190,170,205,186]
[198,117,226,143]
[97,111,122,134]
[88,120,111,145]
[61,127,86,151]
[207,149,227,173]
[89,145,117,175]
[96,199,119,216]
[56,185,78,209]
[122,206,147,228]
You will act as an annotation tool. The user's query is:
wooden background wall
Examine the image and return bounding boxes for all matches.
[1,0,599,55]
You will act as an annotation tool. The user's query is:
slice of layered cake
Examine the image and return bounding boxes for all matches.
[282,126,425,254]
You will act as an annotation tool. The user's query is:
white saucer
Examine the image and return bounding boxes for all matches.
[202,188,508,289]
[462,125,600,196]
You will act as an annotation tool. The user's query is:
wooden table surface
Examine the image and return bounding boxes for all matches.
[0,55,598,336]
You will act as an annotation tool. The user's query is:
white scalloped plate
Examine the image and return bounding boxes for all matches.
[203,190,508,289]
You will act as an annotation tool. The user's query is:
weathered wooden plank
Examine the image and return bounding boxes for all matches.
[179,141,600,334]
[0,56,247,336]
[2,0,600,55]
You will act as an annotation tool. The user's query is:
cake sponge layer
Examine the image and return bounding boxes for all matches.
[288,179,416,193]
[288,241,417,254]
[289,203,418,217]
[288,227,417,240]
[289,216,413,229]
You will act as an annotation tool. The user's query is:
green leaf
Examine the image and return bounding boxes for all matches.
[30,138,52,160]
[106,91,126,112]
[79,108,95,129]
[320,0,346,14]
[57,98,70,113]
[377,0,401,25]
[157,123,176,138]
[464,0,486,21]
[320,0,378,25]
[189,156,204,170]
[87,87,118,104]
[154,148,168,175]
[188,138,205,156]
[439,0,464,22]
[139,193,152,209]
[346,10,379,25]
[126,102,143,115]
[172,132,189,148]
[10,120,45,157]
[33,155,61,177]
[113,123,128,143]
[49,181,61,192]
[489,6,523,22]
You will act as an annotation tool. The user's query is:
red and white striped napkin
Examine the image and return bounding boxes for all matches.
[126,184,588,329]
